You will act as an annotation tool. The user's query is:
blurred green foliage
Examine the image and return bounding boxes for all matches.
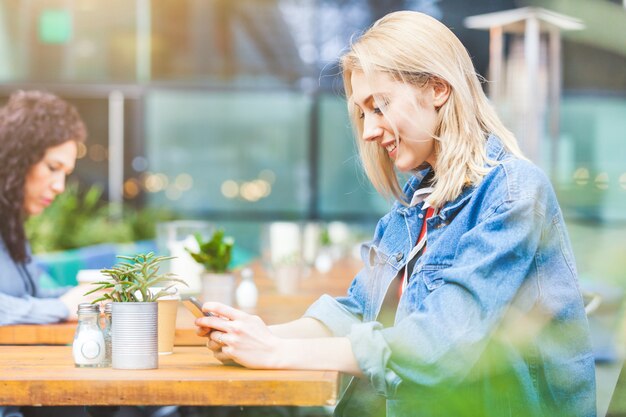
[186,229,234,273]
[26,183,174,253]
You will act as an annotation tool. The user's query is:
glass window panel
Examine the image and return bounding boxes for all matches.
[144,89,311,216]
[0,0,141,82]
[555,95,626,286]
[556,96,626,223]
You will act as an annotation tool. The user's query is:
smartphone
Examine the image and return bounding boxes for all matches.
[182,296,214,318]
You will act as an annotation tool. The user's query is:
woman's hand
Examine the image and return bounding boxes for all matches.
[195,302,285,369]
[202,329,237,366]
[60,284,105,321]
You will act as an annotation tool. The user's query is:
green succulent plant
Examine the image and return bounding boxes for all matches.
[186,229,234,273]
[86,252,187,303]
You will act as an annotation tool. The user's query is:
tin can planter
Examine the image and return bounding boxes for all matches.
[112,302,158,370]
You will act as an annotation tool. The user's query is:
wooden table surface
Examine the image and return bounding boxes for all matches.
[0,345,339,406]
[0,259,361,346]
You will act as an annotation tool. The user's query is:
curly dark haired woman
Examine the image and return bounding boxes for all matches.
[0,90,92,325]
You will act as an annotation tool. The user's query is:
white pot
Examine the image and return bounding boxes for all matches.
[112,302,158,370]
[275,265,301,295]
[201,272,235,306]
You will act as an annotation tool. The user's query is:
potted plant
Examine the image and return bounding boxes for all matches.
[186,229,236,306]
[86,252,187,369]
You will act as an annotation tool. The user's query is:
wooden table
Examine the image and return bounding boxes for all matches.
[0,345,339,406]
[0,259,361,346]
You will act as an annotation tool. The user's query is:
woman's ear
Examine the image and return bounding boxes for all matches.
[430,77,451,108]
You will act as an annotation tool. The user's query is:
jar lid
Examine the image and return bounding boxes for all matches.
[104,303,112,314]
[77,303,100,314]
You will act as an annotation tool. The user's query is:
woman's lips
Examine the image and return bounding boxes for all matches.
[384,140,398,159]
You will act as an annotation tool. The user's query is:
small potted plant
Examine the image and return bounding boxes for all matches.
[86,252,187,370]
[186,229,236,306]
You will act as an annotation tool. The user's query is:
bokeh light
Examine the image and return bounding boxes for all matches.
[76,142,87,159]
[123,178,140,199]
[144,173,166,192]
[594,172,609,190]
[573,167,590,186]
[88,144,107,162]
[132,156,148,172]
[175,173,193,191]
[221,180,239,199]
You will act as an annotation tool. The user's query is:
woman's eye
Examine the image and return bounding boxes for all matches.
[358,100,388,119]
[374,99,389,112]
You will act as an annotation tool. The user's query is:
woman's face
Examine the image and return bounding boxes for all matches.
[350,70,447,172]
[23,140,77,216]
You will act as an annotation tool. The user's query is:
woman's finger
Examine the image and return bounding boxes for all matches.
[213,351,236,365]
[211,331,229,346]
[195,315,232,332]
[196,327,210,337]
[205,338,222,351]
[201,302,248,321]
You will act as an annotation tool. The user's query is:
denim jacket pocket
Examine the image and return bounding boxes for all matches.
[418,265,447,292]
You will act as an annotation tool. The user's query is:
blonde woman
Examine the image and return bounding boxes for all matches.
[196,11,595,417]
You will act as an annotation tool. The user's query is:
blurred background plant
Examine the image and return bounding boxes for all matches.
[26,183,174,253]
[186,229,234,273]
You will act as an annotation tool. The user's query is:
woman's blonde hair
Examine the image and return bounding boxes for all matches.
[341,11,524,207]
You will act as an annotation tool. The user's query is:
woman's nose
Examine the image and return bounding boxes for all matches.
[362,116,383,142]
[50,176,66,194]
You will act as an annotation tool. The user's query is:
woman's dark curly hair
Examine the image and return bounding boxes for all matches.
[0,90,87,263]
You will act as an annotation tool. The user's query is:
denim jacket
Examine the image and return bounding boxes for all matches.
[305,136,596,417]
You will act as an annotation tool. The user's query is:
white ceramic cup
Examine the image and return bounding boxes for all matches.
[76,269,106,284]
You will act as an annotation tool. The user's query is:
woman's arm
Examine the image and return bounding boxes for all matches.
[278,336,362,375]
[268,317,333,338]
[196,302,363,375]
[0,292,69,325]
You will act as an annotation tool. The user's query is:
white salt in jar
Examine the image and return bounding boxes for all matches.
[72,303,106,367]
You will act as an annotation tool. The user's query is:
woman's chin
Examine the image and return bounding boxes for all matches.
[24,205,44,216]
[394,161,414,173]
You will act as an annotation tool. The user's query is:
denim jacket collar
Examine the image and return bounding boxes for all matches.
[399,135,508,220]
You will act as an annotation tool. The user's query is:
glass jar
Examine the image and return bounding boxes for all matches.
[72,303,105,368]
[101,303,112,367]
